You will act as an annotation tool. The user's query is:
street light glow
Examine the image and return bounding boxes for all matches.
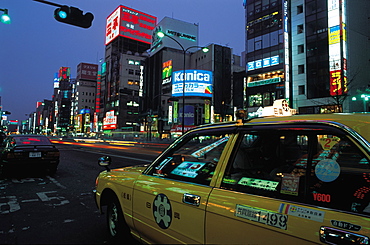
[202,47,210,53]
[157,31,165,38]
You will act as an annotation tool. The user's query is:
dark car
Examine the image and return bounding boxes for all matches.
[0,135,60,175]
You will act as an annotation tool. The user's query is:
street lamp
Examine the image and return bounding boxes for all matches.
[0,8,11,24]
[156,30,209,134]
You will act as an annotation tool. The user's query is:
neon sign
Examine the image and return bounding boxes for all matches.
[247,55,280,71]
[328,0,347,96]
[162,60,172,85]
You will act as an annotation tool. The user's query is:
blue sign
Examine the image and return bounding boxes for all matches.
[263,58,271,67]
[247,61,255,71]
[172,70,213,97]
[246,55,280,71]
[271,55,279,65]
[79,108,91,114]
[178,105,194,125]
[255,59,262,69]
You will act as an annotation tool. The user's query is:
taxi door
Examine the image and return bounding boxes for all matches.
[132,130,233,244]
[205,126,370,244]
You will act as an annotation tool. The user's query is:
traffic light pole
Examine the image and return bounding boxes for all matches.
[33,0,62,7]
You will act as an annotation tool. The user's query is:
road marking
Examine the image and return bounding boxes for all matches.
[0,196,20,214]
[36,191,69,206]
[46,176,67,189]
[21,199,39,203]
[74,149,152,163]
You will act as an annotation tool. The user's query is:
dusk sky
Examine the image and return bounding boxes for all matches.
[0,0,245,121]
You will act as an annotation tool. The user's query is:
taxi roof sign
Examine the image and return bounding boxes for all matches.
[256,99,296,117]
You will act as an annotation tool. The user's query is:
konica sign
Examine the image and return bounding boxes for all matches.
[172,70,213,97]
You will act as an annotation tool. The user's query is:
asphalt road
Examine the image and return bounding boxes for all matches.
[0,141,166,244]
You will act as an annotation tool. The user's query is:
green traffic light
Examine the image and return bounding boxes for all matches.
[58,10,67,19]
[0,9,11,24]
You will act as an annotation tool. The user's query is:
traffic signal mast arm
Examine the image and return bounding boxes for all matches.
[33,0,94,28]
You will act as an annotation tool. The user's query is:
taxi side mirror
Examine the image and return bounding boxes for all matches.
[98,156,112,171]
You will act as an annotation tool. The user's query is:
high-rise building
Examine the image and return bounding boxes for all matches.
[101,6,157,132]
[71,63,99,134]
[243,0,370,114]
[52,67,73,134]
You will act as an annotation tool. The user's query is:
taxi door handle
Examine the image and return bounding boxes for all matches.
[320,226,369,244]
[183,193,201,206]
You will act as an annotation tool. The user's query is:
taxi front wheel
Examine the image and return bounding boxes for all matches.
[106,197,133,243]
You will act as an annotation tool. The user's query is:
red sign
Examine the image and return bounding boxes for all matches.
[77,63,98,81]
[105,5,157,45]
[103,110,117,130]
[330,70,348,96]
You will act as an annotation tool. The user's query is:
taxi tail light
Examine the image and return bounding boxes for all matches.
[6,152,15,158]
[6,152,22,158]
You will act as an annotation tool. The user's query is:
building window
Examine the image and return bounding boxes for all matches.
[298,44,304,54]
[135,70,140,76]
[128,69,134,75]
[297,5,303,14]
[298,65,305,74]
[297,24,304,34]
[298,85,305,95]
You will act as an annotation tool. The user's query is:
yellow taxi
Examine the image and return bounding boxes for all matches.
[94,101,370,244]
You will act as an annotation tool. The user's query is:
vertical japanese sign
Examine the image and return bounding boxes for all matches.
[173,101,178,123]
[204,100,210,124]
[283,0,290,101]
[162,60,172,85]
[328,0,347,96]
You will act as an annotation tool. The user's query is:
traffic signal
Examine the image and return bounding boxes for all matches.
[54,6,93,28]
[0,8,11,24]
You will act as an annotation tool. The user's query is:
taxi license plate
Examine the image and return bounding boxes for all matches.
[29,152,41,158]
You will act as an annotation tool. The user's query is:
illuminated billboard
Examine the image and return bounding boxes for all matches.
[172,70,212,97]
[328,0,347,96]
[77,63,98,81]
[54,72,59,88]
[103,110,117,130]
[58,67,70,81]
[151,17,199,55]
[247,55,280,71]
[105,5,157,45]
[162,60,172,85]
